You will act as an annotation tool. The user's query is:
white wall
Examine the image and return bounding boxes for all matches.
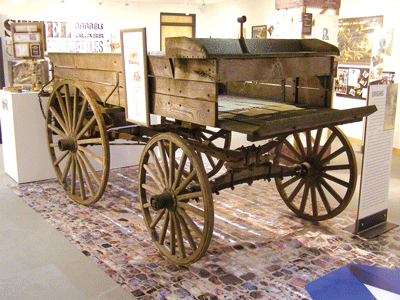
[1,0,399,148]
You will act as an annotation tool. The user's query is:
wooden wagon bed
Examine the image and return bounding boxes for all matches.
[217,94,374,140]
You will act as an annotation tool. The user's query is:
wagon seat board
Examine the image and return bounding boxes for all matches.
[148,37,376,140]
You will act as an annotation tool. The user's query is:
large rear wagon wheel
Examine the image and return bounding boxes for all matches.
[139,133,214,265]
[46,80,110,205]
[273,126,357,221]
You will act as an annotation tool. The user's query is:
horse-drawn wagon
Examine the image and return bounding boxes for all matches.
[43,25,376,265]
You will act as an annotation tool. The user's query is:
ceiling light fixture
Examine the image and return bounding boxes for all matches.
[99,0,103,4]
[125,0,129,5]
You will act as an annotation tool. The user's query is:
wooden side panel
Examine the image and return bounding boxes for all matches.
[165,37,208,59]
[217,56,332,82]
[48,53,122,71]
[151,93,216,127]
[174,59,217,82]
[149,77,217,102]
[53,75,125,107]
[54,67,121,86]
[148,56,174,78]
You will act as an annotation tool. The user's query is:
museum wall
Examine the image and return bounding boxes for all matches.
[0,0,399,149]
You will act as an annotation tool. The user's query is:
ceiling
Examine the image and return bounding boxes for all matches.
[122,0,234,4]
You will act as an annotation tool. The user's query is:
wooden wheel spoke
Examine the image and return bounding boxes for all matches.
[64,84,73,131]
[142,183,162,195]
[77,150,101,185]
[177,202,205,218]
[177,207,202,237]
[54,151,69,167]
[299,180,310,213]
[173,154,187,190]
[144,164,165,190]
[168,143,176,187]
[150,209,166,229]
[149,149,167,188]
[76,115,96,140]
[306,131,312,155]
[311,184,318,217]
[71,155,76,195]
[276,152,299,165]
[56,90,70,132]
[172,212,186,258]
[61,153,72,183]
[158,141,169,185]
[283,139,302,161]
[49,107,69,134]
[316,132,337,161]
[48,124,67,139]
[294,133,306,157]
[75,156,86,200]
[321,172,350,188]
[78,146,103,165]
[159,211,170,245]
[322,164,351,171]
[176,191,203,202]
[177,213,197,251]
[175,170,197,195]
[312,128,323,156]
[280,176,301,189]
[74,98,88,136]
[72,87,79,130]
[287,178,306,203]
[170,211,176,255]
[320,146,346,166]
[321,178,343,203]
[77,137,103,145]
[76,153,95,196]
[316,181,332,214]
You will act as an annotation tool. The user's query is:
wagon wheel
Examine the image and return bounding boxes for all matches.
[46,79,110,205]
[139,133,214,265]
[191,128,231,178]
[273,126,357,221]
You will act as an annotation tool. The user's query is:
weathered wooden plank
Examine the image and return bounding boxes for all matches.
[48,53,122,71]
[165,37,208,59]
[217,56,333,82]
[217,119,260,136]
[151,93,216,127]
[54,75,125,107]
[256,106,377,138]
[174,59,217,82]
[149,77,217,101]
[148,56,173,78]
[54,67,122,86]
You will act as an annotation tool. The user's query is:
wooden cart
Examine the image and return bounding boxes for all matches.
[45,33,376,265]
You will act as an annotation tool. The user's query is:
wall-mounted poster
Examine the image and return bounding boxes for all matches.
[252,25,267,39]
[335,67,370,99]
[121,28,149,127]
[337,16,383,65]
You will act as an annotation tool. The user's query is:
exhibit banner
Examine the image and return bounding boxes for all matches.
[121,28,149,127]
[356,84,398,236]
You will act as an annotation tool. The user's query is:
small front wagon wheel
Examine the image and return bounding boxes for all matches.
[274,126,357,221]
[139,133,214,265]
[46,80,110,205]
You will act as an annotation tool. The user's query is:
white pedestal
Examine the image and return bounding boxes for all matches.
[0,91,54,183]
[0,91,142,184]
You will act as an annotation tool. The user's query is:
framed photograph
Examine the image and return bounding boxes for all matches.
[120,27,150,127]
[252,25,267,39]
[11,21,45,59]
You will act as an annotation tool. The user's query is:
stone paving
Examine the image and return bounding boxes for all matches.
[11,166,400,299]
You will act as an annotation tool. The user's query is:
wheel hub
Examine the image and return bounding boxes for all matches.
[58,137,77,152]
[150,190,176,210]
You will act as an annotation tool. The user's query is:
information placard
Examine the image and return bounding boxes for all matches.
[120,28,150,127]
[356,84,398,235]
